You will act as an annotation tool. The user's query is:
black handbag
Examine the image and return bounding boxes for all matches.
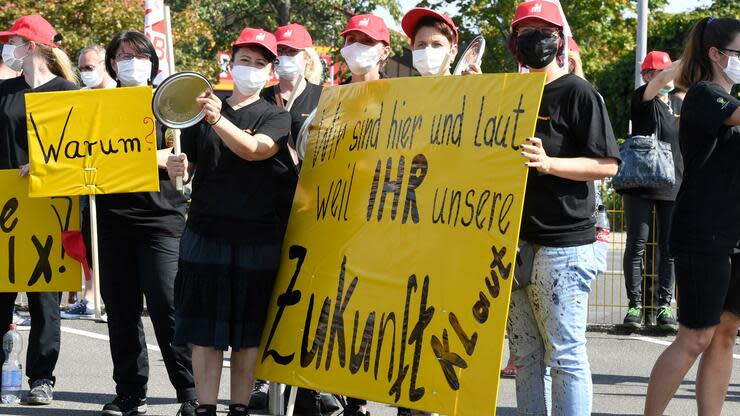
[612,104,675,191]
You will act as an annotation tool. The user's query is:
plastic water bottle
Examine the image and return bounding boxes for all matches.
[596,204,610,243]
[1,324,23,404]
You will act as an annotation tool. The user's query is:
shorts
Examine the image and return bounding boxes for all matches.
[674,249,740,329]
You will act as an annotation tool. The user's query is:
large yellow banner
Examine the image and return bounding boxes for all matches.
[256,73,546,415]
[0,170,81,292]
[25,87,160,197]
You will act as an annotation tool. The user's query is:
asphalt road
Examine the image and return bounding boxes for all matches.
[2,316,740,416]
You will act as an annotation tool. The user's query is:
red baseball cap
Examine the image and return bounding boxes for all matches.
[567,36,580,53]
[401,8,458,43]
[275,24,313,50]
[233,27,277,59]
[0,14,60,48]
[511,1,564,29]
[641,50,672,72]
[341,14,390,46]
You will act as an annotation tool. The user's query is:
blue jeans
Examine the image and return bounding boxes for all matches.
[507,242,598,416]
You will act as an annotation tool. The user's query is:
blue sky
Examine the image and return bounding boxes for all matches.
[376,0,714,32]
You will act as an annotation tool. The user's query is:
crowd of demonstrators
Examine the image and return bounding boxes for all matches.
[1,6,739,416]
[166,27,291,416]
[505,2,620,416]
[0,14,78,406]
[620,50,683,332]
[645,16,740,416]
[60,44,117,322]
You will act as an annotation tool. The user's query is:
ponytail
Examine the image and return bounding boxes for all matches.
[36,44,78,85]
[677,17,740,88]
[303,47,324,85]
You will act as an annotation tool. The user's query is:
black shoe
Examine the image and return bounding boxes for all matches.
[227,403,249,416]
[623,306,643,329]
[194,404,217,416]
[657,306,678,332]
[26,379,53,405]
[177,399,199,416]
[102,396,147,415]
[248,379,269,409]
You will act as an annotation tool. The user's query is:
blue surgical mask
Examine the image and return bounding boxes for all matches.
[659,87,671,95]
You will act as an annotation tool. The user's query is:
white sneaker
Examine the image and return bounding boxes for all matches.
[61,299,95,320]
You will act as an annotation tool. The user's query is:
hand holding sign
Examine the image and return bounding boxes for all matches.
[521,137,552,173]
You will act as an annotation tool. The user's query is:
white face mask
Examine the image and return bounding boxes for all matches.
[2,43,27,72]
[276,54,302,80]
[723,55,740,85]
[116,58,151,86]
[231,65,269,96]
[80,70,101,88]
[412,47,450,76]
[341,43,380,75]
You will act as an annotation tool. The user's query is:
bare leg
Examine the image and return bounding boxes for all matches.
[644,324,715,416]
[192,345,224,405]
[230,347,259,406]
[696,312,740,416]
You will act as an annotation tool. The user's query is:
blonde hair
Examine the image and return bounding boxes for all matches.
[568,50,585,80]
[37,44,78,85]
[303,47,324,85]
[78,44,106,62]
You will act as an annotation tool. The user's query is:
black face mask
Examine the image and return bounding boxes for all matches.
[516,31,559,69]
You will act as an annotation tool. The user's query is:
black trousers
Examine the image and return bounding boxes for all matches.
[0,291,61,386]
[623,195,676,309]
[98,227,195,402]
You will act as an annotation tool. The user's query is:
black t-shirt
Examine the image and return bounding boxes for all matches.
[262,82,323,230]
[670,81,740,254]
[520,74,621,247]
[0,76,77,169]
[625,84,684,200]
[262,82,323,139]
[181,97,291,244]
[96,119,188,237]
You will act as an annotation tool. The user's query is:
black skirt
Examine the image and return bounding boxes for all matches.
[173,227,281,350]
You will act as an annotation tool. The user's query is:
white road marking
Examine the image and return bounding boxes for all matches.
[635,335,740,360]
[60,326,232,367]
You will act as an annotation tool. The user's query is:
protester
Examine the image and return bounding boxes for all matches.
[505,2,620,415]
[263,23,323,227]
[621,51,683,332]
[249,23,325,415]
[78,44,116,90]
[0,14,78,406]
[166,27,290,416]
[97,30,197,416]
[60,44,117,322]
[401,7,482,77]
[340,14,391,84]
[644,17,740,416]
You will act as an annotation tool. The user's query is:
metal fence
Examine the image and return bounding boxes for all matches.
[588,187,670,326]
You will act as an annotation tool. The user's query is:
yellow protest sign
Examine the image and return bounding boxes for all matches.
[256,73,546,415]
[0,170,81,293]
[25,87,160,197]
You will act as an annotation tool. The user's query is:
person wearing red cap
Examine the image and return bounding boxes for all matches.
[340,14,391,84]
[166,27,291,416]
[619,51,683,334]
[252,23,325,413]
[401,7,481,76]
[0,14,78,407]
[504,2,620,415]
[645,17,740,416]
